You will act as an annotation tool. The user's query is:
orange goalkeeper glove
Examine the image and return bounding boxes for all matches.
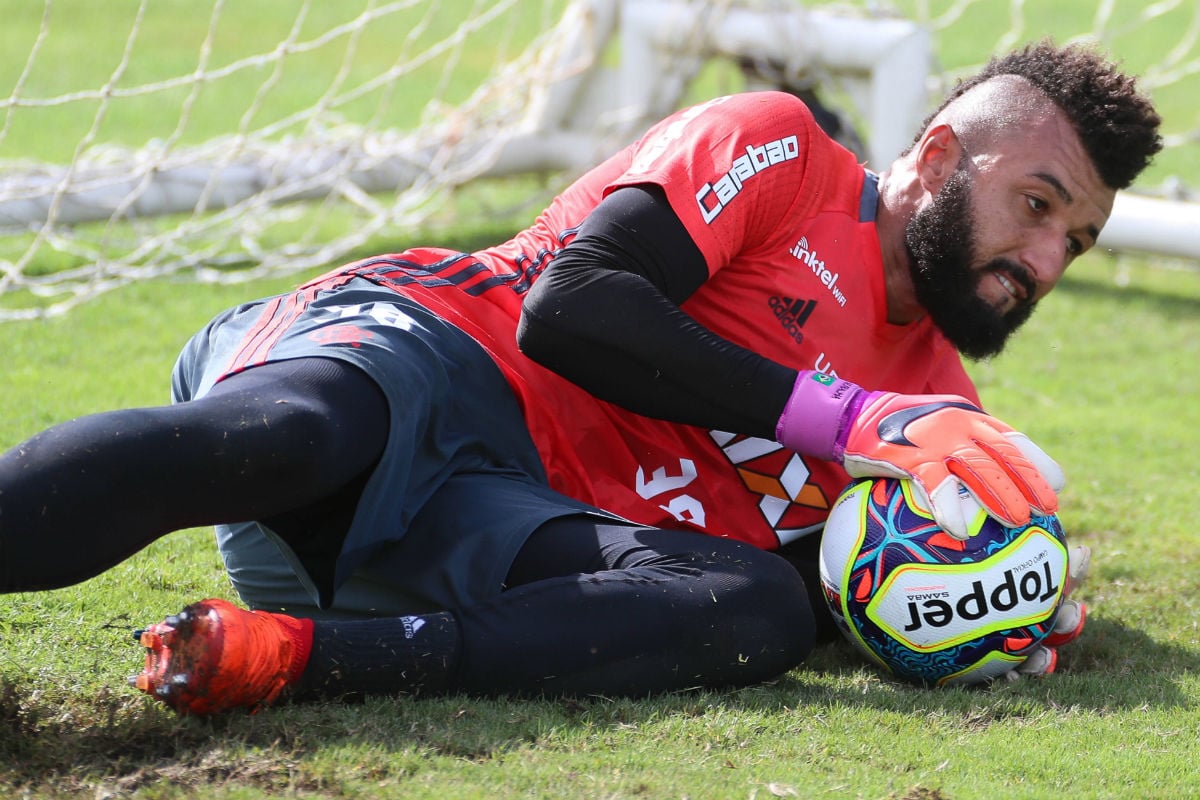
[1006,544,1091,680]
[775,371,1064,540]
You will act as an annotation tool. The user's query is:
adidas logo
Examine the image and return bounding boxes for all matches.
[768,295,816,343]
[400,615,426,639]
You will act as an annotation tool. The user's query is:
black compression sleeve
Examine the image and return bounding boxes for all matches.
[517,185,796,439]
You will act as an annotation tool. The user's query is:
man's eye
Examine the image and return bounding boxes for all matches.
[1026,196,1047,212]
[1067,237,1083,256]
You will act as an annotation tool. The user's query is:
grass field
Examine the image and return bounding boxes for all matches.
[1,1,1198,798]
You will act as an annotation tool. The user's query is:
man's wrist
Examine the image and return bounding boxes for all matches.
[775,370,867,460]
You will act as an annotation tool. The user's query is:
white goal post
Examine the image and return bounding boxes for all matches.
[0,2,933,224]
[0,0,1196,320]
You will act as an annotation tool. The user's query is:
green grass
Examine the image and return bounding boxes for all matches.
[1,0,1199,798]
[0,0,568,161]
[1,197,1197,800]
[0,0,575,314]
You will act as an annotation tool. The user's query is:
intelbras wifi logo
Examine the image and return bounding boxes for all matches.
[790,237,848,307]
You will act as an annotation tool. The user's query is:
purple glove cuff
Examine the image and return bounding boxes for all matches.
[774,370,867,461]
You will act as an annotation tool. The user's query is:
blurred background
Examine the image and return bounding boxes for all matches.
[0,0,1195,320]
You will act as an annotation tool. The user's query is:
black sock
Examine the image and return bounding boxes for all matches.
[295,611,461,700]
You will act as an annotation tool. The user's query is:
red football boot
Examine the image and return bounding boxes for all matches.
[132,599,313,715]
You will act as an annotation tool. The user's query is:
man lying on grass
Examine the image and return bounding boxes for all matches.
[0,42,1160,714]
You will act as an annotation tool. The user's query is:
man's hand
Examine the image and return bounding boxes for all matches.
[775,371,1064,540]
[841,392,1065,539]
[1005,545,1091,680]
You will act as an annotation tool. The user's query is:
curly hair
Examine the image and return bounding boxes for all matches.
[922,40,1162,190]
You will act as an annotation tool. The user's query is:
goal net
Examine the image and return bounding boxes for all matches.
[1,0,1196,320]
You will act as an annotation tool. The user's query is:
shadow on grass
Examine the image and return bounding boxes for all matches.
[791,613,1199,715]
[0,613,1193,795]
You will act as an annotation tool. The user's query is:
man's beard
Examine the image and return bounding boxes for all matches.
[904,168,1036,360]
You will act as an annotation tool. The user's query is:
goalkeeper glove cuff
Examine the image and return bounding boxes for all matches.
[774,370,873,461]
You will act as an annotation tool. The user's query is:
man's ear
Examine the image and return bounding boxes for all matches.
[914,123,965,193]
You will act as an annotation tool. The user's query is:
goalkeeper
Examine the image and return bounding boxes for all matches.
[0,42,1161,714]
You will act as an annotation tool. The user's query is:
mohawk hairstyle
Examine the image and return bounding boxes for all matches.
[922,41,1163,190]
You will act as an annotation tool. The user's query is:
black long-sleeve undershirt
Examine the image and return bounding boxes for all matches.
[517,185,798,440]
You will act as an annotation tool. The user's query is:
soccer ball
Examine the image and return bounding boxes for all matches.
[818,477,1070,686]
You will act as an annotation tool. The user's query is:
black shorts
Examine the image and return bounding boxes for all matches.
[172,278,621,617]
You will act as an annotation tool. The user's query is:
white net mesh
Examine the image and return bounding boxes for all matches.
[0,0,1195,320]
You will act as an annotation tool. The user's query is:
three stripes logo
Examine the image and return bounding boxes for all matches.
[769,294,816,344]
[400,616,426,639]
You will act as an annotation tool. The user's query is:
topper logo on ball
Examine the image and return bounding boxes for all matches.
[867,529,1068,651]
[901,559,1062,632]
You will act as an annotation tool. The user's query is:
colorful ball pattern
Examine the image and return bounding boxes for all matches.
[819,477,1070,686]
